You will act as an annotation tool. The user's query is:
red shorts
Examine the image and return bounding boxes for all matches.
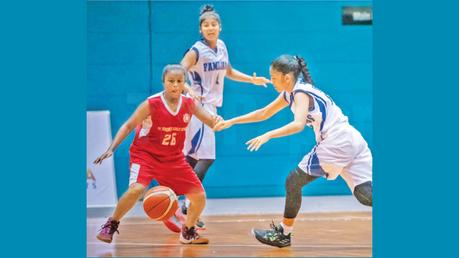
[128,154,204,196]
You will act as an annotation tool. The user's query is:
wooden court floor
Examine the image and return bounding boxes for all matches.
[87,212,372,257]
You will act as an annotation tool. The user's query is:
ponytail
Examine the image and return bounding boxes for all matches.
[294,55,313,85]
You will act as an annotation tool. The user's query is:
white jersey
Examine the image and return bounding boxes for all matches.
[283,80,349,143]
[187,39,229,107]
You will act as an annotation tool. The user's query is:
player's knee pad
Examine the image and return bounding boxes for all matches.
[285,167,317,193]
[354,181,372,207]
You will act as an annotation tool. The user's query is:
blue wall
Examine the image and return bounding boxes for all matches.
[87,1,372,198]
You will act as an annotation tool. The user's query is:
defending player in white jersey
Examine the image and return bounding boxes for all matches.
[214,54,372,248]
[177,4,270,228]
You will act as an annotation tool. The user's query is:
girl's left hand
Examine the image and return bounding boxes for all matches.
[251,72,271,88]
[246,133,271,151]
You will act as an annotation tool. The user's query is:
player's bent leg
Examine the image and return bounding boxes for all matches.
[182,156,199,215]
[253,167,318,248]
[185,159,214,229]
[180,190,209,244]
[354,181,372,206]
[284,167,319,219]
[97,183,146,243]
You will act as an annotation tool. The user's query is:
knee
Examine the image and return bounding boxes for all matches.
[187,190,206,205]
[354,181,372,207]
[127,184,144,197]
[285,169,298,191]
[285,167,317,192]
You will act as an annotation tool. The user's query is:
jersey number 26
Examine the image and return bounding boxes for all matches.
[162,133,177,146]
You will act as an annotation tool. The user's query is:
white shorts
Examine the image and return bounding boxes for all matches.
[184,103,217,160]
[298,124,372,192]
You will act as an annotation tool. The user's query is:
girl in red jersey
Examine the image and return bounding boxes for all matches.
[94,64,222,245]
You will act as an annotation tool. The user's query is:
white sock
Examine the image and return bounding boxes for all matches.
[280,222,293,235]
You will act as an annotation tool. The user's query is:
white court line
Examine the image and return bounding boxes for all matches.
[87,216,371,226]
[87,242,371,248]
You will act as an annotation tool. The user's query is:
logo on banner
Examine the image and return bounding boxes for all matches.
[87,168,97,189]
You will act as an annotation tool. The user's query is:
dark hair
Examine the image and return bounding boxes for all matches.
[271,54,313,84]
[162,64,186,82]
[199,4,221,25]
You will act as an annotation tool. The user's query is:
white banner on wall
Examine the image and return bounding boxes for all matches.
[87,111,118,207]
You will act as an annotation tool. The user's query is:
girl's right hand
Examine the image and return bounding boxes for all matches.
[93,150,113,165]
[213,120,233,131]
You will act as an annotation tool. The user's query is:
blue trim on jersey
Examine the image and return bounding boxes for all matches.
[305,90,328,108]
[306,145,317,172]
[191,47,199,63]
[195,122,205,153]
[188,122,206,155]
[309,151,327,177]
[188,128,202,155]
[282,92,288,102]
[293,89,327,132]
[200,38,218,54]
[288,93,294,108]
[189,71,204,96]
[315,97,327,131]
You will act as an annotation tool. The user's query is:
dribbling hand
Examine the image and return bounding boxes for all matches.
[93,150,113,165]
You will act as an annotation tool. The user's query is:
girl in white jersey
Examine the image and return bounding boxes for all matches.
[214,54,373,248]
[178,4,270,226]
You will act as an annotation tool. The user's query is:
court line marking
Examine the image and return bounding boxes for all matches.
[88,216,371,226]
[87,242,371,248]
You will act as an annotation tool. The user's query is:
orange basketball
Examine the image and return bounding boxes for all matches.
[143,186,178,221]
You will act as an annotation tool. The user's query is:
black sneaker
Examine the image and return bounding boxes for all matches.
[252,221,291,248]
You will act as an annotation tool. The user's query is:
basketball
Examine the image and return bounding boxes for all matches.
[143,186,178,221]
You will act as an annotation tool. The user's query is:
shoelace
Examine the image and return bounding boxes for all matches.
[269,220,280,232]
[100,221,119,235]
[187,227,199,239]
[269,220,293,237]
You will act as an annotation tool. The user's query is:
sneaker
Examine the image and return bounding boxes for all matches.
[96,217,120,243]
[163,209,186,233]
[179,225,209,244]
[252,221,291,248]
[195,218,206,230]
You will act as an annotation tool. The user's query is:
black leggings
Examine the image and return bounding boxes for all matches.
[284,167,319,218]
[284,168,373,218]
[353,181,372,206]
[186,155,215,182]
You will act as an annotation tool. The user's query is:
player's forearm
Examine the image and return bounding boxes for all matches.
[107,123,135,152]
[230,109,268,125]
[201,115,217,129]
[264,121,305,139]
[226,68,252,84]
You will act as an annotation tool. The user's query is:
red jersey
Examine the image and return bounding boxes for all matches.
[130,92,195,163]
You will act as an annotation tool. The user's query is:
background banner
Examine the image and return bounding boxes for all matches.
[86,111,118,207]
